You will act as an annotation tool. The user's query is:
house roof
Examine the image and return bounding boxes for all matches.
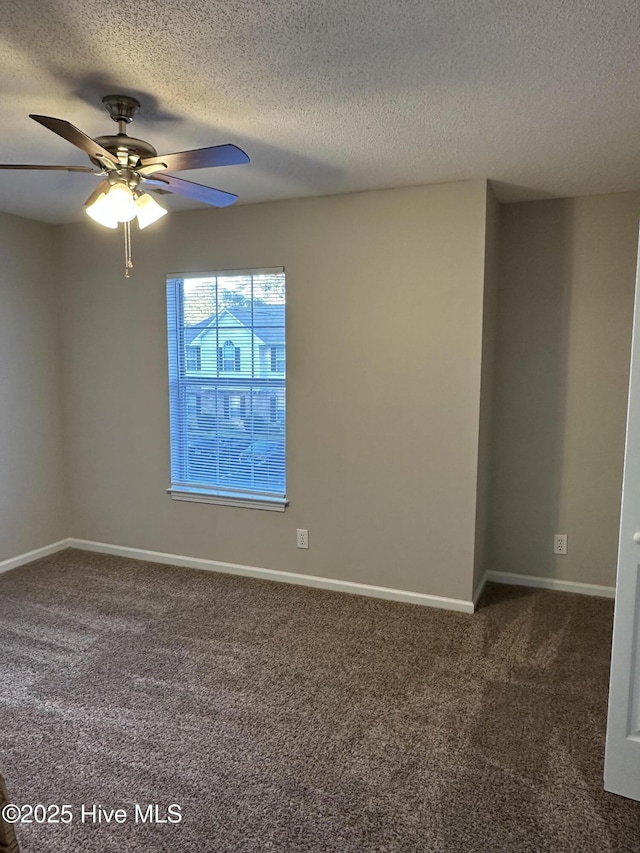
[185,315,216,346]
[187,305,285,346]
[226,307,285,345]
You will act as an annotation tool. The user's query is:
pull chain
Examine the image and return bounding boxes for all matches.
[123,220,133,278]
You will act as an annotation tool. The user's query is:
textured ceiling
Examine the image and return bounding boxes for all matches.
[1,0,640,222]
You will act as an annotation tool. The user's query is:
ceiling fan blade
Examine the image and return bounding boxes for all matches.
[140,144,249,173]
[143,173,238,207]
[30,115,118,168]
[0,164,96,172]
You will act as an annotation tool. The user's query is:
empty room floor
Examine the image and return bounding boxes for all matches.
[1,549,638,852]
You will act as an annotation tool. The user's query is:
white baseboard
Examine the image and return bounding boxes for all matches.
[0,538,72,575]
[5,539,614,610]
[486,570,615,599]
[68,538,476,614]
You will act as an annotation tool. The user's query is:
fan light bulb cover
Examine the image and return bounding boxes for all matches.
[105,183,138,222]
[86,182,137,227]
[135,192,168,229]
[85,191,118,229]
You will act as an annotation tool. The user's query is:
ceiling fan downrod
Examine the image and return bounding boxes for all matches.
[102,94,141,135]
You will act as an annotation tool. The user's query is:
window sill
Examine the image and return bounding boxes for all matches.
[167,488,288,512]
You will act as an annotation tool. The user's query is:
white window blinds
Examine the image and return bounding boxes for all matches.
[166,269,286,509]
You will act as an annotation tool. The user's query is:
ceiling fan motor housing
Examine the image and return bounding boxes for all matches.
[92,134,158,168]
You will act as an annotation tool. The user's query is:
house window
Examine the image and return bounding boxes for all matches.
[186,346,201,371]
[167,268,287,510]
[220,340,240,372]
[270,346,285,373]
[186,392,202,421]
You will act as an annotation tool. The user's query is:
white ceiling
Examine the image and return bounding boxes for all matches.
[1,0,639,223]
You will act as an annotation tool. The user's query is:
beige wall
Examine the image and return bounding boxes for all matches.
[0,212,66,561]
[488,191,640,586]
[58,181,489,602]
[2,182,634,597]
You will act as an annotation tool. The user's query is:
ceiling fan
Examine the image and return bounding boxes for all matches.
[0,94,250,275]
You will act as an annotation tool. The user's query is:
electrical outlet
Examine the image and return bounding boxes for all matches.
[296,529,309,549]
[554,534,568,555]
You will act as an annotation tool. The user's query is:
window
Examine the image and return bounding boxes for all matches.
[186,346,201,371]
[167,268,287,510]
[270,346,285,373]
[220,340,241,372]
[186,391,202,421]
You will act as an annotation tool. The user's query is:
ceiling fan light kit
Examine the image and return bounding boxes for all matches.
[0,94,250,277]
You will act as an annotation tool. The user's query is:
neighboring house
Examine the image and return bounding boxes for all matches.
[183,304,285,437]
[186,305,285,380]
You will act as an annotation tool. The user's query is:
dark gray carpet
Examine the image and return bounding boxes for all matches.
[0,548,638,852]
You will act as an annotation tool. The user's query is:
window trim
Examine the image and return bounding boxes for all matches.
[167,487,288,511]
